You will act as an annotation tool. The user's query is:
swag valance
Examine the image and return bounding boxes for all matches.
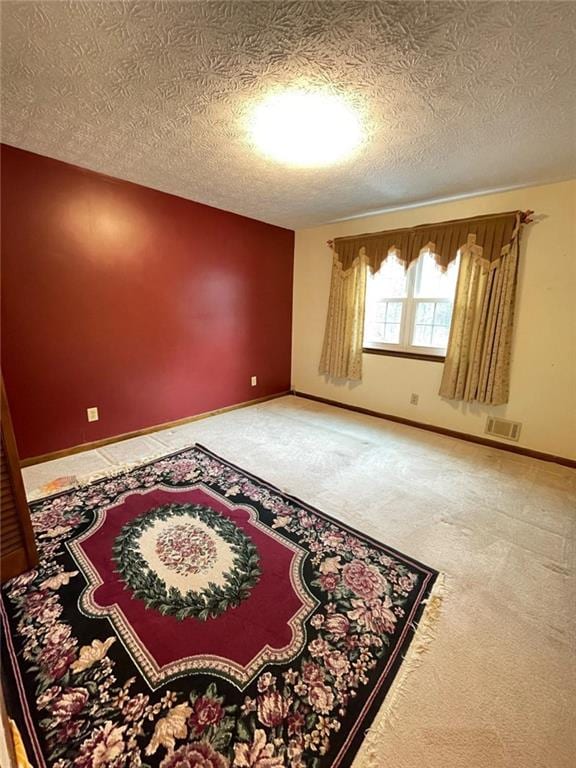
[332,210,519,273]
[321,210,527,405]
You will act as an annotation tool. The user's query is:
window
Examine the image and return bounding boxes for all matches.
[363,251,459,357]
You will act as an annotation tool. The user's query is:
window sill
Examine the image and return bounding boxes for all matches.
[363,348,446,363]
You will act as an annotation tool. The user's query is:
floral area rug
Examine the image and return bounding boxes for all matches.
[2,445,440,768]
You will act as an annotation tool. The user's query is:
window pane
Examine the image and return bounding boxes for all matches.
[416,251,459,299]
[415,301,434,325]
[369,256,408,298]
[364,259,408,346]
[364,296,404,346]
[434,302,451,327]
[374,302,387,322]
[432,325,449,347]
[413,324,433,346]
[386,301,402,323]
[383,323,401,343]
[411,300,453,349]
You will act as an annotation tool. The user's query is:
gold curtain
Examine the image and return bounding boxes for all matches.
[319,253,368,381]
[439,216,521,404]
[319,211,522,401]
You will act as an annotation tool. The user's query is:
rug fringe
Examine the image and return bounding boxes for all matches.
[8,718,33,768]
[26,450,177,502]
[352,572,449,768]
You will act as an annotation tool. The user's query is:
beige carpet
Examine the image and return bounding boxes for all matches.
[22,395,576,768]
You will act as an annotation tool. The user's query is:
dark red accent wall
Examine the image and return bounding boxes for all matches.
[1,145,294,460]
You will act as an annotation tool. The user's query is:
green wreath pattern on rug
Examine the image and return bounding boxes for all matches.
[113,503,261,621]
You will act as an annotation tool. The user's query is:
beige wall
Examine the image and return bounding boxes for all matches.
[292,180,576,460]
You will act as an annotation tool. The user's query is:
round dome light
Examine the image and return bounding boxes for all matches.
[249,89,364,168]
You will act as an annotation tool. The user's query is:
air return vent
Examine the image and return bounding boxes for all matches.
[485,417,521,441]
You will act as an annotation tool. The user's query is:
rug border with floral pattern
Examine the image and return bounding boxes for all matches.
[1,443,439,768]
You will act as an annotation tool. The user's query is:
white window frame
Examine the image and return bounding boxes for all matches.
[363,253,459,358]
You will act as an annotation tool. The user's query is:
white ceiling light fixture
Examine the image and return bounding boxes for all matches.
[249,88,365,168]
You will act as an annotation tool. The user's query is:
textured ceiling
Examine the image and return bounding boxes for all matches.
[2,1,575,229]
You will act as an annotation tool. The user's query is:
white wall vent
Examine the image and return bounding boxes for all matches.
[485,417,521,441]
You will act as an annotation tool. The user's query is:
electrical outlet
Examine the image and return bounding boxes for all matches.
[410,393,419,405]
[87,407,99,422]
[251,376,257,387]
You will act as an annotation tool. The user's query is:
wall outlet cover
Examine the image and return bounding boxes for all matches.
[251,376,257,386]
[410,393,419,405]
[87,407,99,422]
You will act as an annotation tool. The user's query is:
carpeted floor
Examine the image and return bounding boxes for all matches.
[21,395,576,768]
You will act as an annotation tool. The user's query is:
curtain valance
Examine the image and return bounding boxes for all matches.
[333,210,520,273]
[321,209,527,402]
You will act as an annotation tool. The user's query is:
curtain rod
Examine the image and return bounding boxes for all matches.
[326,209,534,248]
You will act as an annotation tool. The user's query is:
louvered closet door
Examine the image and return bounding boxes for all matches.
[1,378,37,583]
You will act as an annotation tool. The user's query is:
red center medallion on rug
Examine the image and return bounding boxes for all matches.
[69,486,316,689]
